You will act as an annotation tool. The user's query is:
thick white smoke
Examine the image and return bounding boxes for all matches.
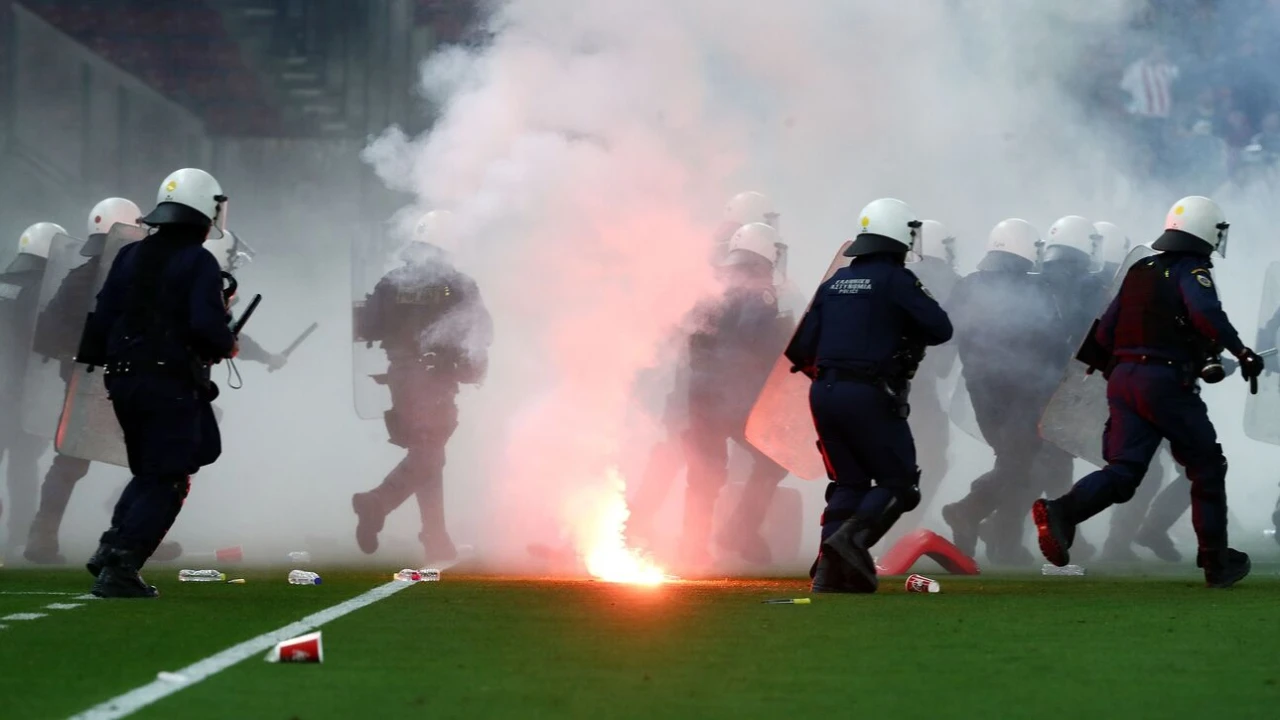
[25,0,1280,572]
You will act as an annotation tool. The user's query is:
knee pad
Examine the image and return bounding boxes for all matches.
[886,469,923,513]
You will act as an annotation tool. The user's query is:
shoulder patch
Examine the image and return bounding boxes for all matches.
[1196,274,1213,288]
[762,289,776,305]
[916,279,934,299]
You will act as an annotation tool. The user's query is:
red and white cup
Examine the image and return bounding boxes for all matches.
[264,631,323,663]
[905,574,940,593]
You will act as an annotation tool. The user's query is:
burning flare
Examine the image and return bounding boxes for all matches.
[573,467,668,585]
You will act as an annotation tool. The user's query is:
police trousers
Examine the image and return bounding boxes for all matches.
[1060,363,1229,552]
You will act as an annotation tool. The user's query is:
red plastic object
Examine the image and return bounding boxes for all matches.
[875,529,980,576]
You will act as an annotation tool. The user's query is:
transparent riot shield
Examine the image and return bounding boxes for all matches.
[1038,245,1157,467]
[1244,261,1280,445]
[351,227,400,420]
[948,377,983,443]
[20,233,87,438]
[54,224,147,466]
[744,241,852,480]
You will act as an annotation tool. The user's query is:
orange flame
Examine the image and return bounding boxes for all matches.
[571,467,669,585]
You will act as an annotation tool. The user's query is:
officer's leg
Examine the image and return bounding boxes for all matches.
[1035,370,1162,567]
[716,437,787,565]
[982,438,1047,566]
[4,430,47,551]
[414,410,459,565]
[1103,440,1166,561]
[352,382,427,554]
[1029,440,1101,563]
[1133,446,1186,561]
[907,382,949,501]
[808,382,874,593]
[93,378,203,598]
[1156,390,1246,586]
[821,382,919,591]
[25,454,93,563]
[945,395,1031,558]
[627,425,685,546]
[680,410,729,570]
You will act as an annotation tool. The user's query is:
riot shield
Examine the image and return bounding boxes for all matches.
[351,227,400,420]
[1244,261,1280,445]
[948,377,983,443]
[1038,245,1157,467]
[744,241,852,480]
[20,233,88,438]
[54,224,147,466]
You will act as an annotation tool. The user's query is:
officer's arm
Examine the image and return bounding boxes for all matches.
[784,290,823,376]
[187,251,236,359]
[1095,292,1122,352]
[459,279,493,383]
[896,269,953,346]
[1178,266,1245,356]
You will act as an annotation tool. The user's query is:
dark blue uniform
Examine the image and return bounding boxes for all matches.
[788,254,951,590]
[352,250,492,565]
[25,255,104,562]
[680,271,790,566]
[85,227,235,594]
[941,251,1068,561]
[1043,252,1243,567]
[0,261,52,546]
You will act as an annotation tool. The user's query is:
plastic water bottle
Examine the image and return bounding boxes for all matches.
[393,568,441,582]
[1041,564,1086,576]
[288,570,321,585]
[178,569,226,582]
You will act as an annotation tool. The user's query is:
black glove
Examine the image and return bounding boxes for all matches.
[1237,347,1265,394]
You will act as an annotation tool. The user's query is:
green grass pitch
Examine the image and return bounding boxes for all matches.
[2,565,1278,719]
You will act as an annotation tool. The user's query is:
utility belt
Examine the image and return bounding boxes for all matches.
[104,357,219,400]
[1108,353,1204,388]
[818,366,911,419]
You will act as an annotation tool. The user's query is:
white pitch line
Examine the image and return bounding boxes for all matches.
[76,594,102,601]
[70,580,413,720]
[45,603,83,610]
[0,591,81,596]
[1,612,48,621]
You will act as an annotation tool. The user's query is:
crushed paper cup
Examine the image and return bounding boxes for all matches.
[216,546,243,563]
[264,631,323,663]
[901,571,942,589]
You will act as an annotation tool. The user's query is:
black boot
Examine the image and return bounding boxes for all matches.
[352,492,385,555]
[23,516,66,565]
[941,502,980,557]
[1032,499,1074,567]
[810,551,872,594]
[1200,548,1250,589]
[1134,525,1181,562]
[91,548,159,599]
[86,529,121,577]
[820,518,878,593]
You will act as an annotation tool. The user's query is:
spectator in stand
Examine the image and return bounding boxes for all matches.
[1120,42,1180,169]
[1180,87,1225,136]
[1175,119,1230,191]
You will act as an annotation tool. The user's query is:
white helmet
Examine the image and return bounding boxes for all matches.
[845,198,921,257]
[7,222,67,273]
[204,229,254,272]
[1043,215,1102,267]
[722,222,779,267]
[87,197,142,237]
[1155,195,1229,257]
[142,168,228,239]
[1093,221,1130,265]
[413,210,456,245]
[724,191,779,228]
[986,218,1041,264]
[918,219,956,267]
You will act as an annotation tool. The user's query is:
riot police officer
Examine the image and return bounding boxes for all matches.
[0,222,64,548]
[1033,196,1260,588]
[678,222,791,571]
[942,219,1068,563]
[24,199,141,564]
[787,198,952,593]
[351,210,492,566]
[1025,214,1111,561]
[83,169,238,598]
[627,191,783,558]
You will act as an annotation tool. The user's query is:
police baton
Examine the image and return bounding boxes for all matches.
[231,294,262,336]
[280,322,319,358]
